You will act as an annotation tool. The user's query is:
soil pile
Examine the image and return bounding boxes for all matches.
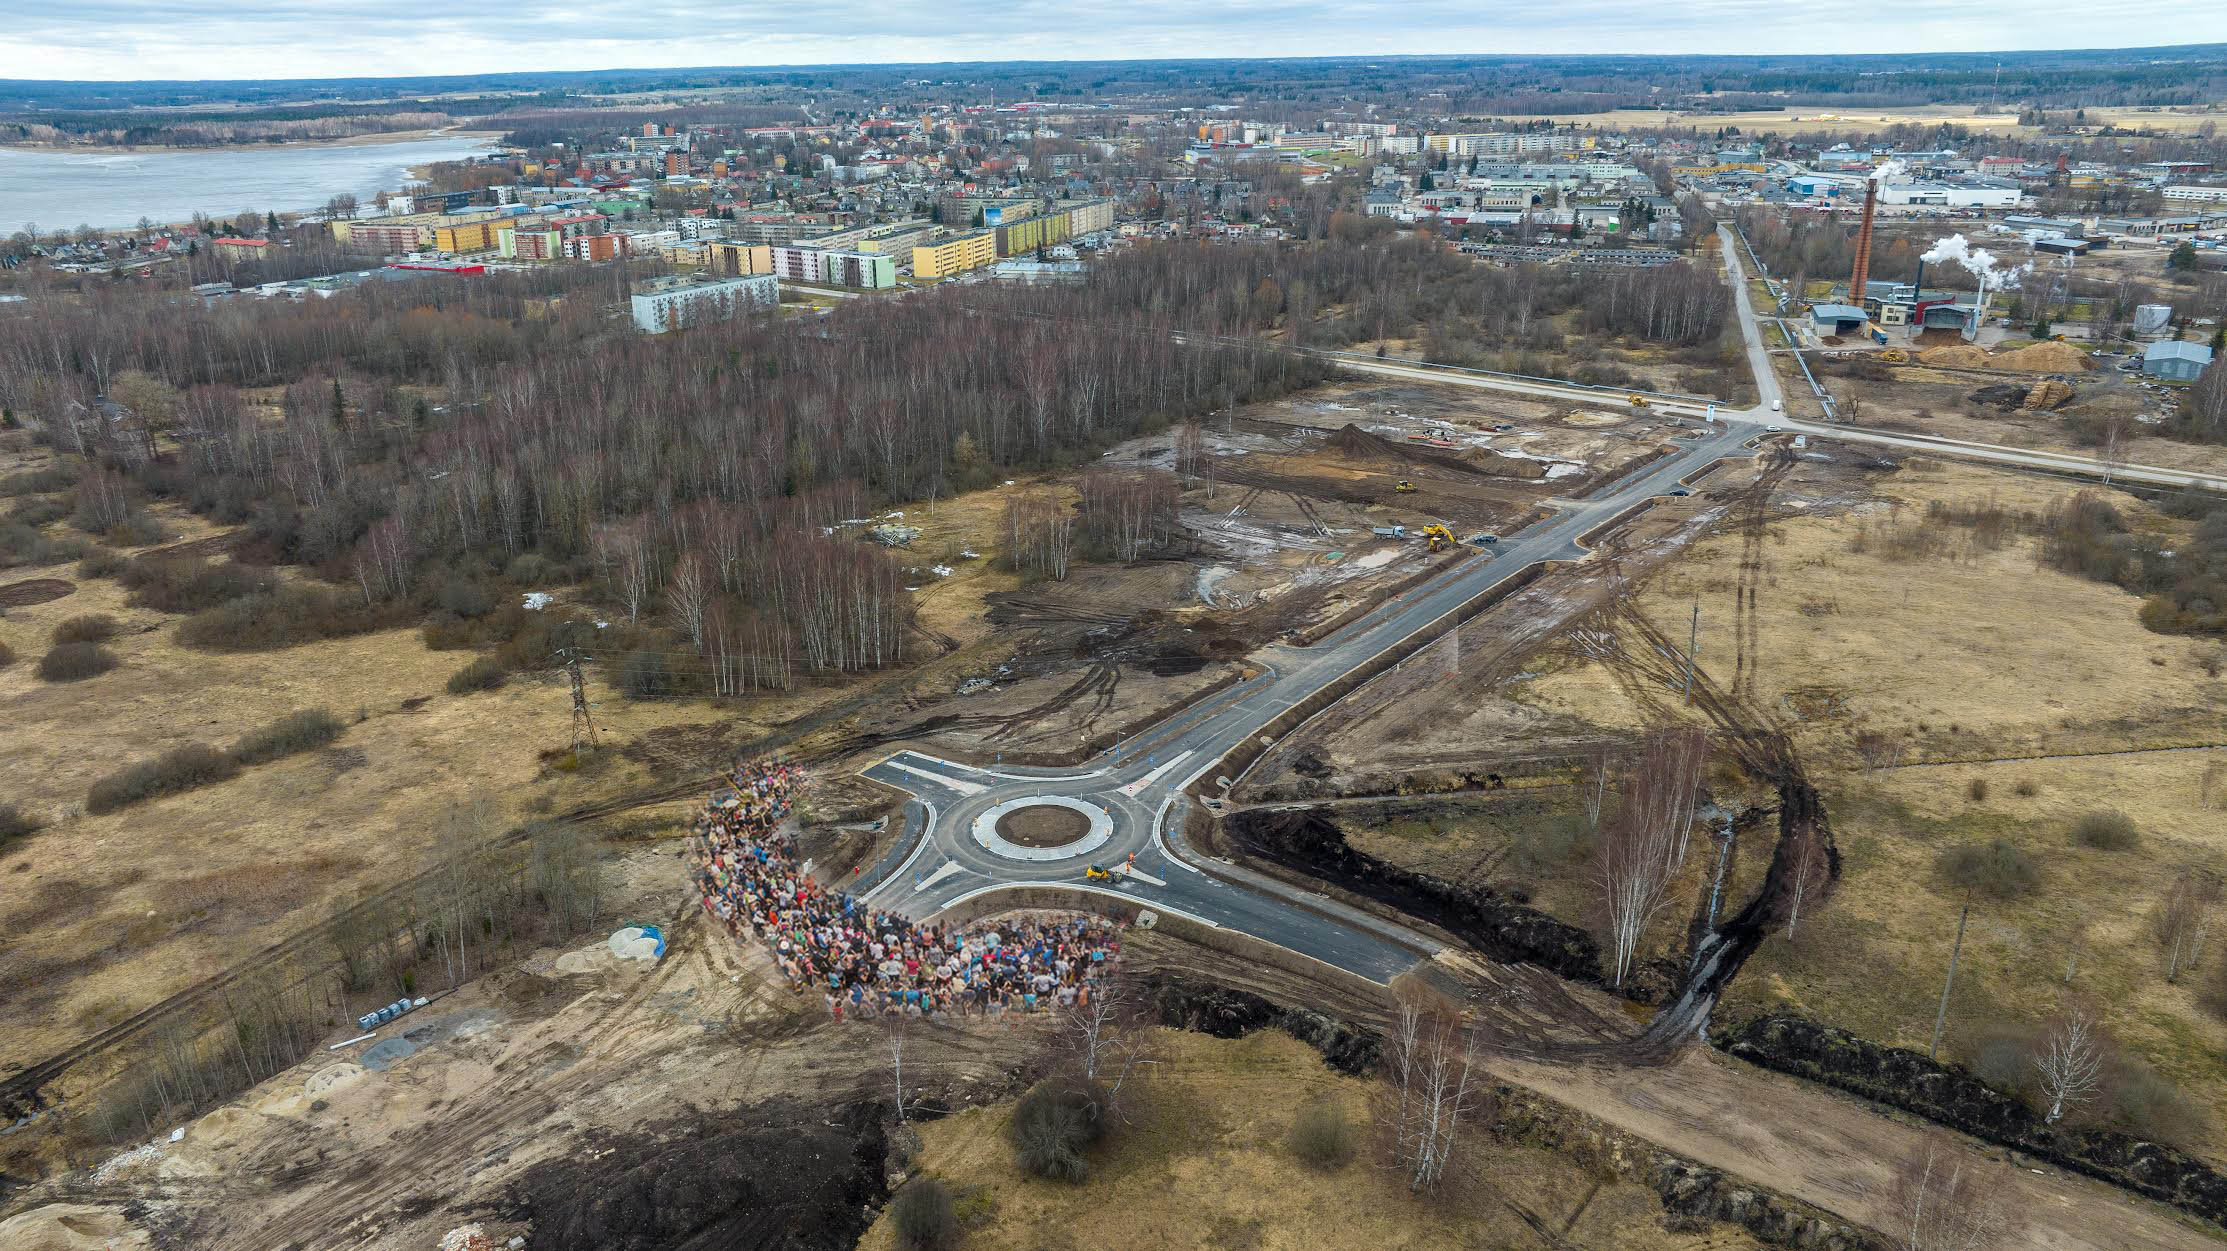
[1720,1014,2227,1231]
[1324,423,1489,477]
[1921,341,2093,373]
[507,1101,889,1251]
[1917,344,1989,368]
[1992,340,2092,373]
[1150,977,1382,1074]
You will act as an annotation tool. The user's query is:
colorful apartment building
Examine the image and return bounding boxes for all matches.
[993,211,1071,257]
[911,231,997,278]
[431,219,502,254]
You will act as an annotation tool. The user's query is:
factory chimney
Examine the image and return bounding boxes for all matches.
[1849,178,1879,307]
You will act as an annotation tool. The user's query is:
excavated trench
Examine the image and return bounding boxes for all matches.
[504,1099,891,1251]
[1224,806,1677,1005]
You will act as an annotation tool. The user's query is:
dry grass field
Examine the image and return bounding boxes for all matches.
[1508,458,2227,1151]
[857,1026,1765,1251]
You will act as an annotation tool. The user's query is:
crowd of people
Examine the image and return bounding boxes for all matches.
[687,757,1124,1021]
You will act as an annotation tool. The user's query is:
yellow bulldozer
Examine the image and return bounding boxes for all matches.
[1393,480,1417,494]
[1419,523,1456,552]
[1627,394,1651,409]
[1880,348,1909,364]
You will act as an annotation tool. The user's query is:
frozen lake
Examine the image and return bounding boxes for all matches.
[0,133,494,232]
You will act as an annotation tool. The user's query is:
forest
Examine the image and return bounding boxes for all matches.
[0,231,1736,697]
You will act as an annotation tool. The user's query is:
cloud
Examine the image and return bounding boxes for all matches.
[3,1,2223,81]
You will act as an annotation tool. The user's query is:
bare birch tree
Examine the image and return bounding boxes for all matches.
[1378,980,1487,1193]
[667,549,712,653]
[1784,827,1831,942]
[2155,868,2218,983]
[2032,1008,2106,1126]
[1055,974,1158,1116]
[1594,727,1709,987]
[1882,1134,2015,1251]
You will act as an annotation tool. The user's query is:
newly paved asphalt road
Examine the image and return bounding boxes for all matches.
[856,412,1764,983]
[852,223,2218,986]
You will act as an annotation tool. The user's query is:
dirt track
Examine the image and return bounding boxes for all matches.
[1493,1050,2225,1251]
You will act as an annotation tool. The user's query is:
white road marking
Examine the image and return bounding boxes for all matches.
[881,760,985,795]
[932,881,1220,928]
[1115,865,1166,887]
[913,861,966,893]
[897,750,1105,782]
[1119,750,1192,796]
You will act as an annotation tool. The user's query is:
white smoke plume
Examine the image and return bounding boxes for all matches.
[1920,233,2028,288]
[1868,158,1906,183]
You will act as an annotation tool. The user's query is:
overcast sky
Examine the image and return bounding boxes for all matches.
[6,2,2224,83]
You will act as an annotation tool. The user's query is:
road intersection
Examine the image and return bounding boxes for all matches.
[855,413,1765,983]
[853,221,2220,987]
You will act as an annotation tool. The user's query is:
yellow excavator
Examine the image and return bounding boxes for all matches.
[1394,480,1417,494]
[1419,523,1456,552]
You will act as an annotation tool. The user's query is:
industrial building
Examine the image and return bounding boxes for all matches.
[629,273,777,334]
[2144,340,2215,381]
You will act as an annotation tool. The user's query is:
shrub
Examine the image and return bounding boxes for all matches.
[1967,1026,2035,1097]
[1966,777,1989,803]
[616,649,673,699]
[1007,1076,1109,1182]
[2013,778,2039,798]
[889,1177,957,1250]
[437,577,495,619]
[9,494,69,527]
[109,512,170,547]
[51,613,120,645]
[120,556,276,613]
[0,520,87,569]
[446,656,508,695]
[0,802,43,844]
[37,642,119,682]
[87,744,240,814]
[2107,1062,2208,1147]
[175,585,382,652]
[230,709,344,766]
[0,638,14,668]
[1288,1097,1357,1170]
[2071,810,2140,851]
[77,548,129,579]
[0,463,77,496]
[505,552,558,586]
[1937,839,2039,899]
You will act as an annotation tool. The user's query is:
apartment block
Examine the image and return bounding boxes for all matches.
[629,273,778,333]
[911,231,997,278]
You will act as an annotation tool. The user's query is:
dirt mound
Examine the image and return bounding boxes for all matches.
[1916,344,1990,368]
[1992,340,2092,373]
[1149,977,1382,1075]
[507,1101,888,1251]
[0,578,74,608]
[1720,1014,2227,1230]
[1326,422,1401,460]
[1921,341,2093,373]
[1324,423,1487,477]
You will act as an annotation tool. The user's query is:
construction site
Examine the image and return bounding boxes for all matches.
[11,206,2227,1251]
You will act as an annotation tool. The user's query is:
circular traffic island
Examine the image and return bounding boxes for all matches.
[972,795,1116,863]
[994,803,1092,849]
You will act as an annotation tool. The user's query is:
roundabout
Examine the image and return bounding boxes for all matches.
[971,795,1114,863]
